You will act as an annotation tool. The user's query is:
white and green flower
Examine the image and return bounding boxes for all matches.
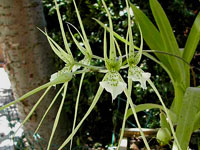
[128,65,151,90]
[100,71,127,100]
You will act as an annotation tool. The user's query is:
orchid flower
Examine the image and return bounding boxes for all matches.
[97,0,127,101]
[124,5,151,90]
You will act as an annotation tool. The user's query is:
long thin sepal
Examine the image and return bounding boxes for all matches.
[34,84,65,134]
[47,82,68,150]
[73,0,92,56]
[70,73,85,150]
[54,0,72,55]
[58,86,104,150]
[102,0,116,60]
[15,86,52,134]
[0,82,53,111]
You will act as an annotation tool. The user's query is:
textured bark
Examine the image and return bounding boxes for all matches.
[0,0,69,149]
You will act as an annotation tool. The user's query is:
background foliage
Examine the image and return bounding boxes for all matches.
[41,0,199,148]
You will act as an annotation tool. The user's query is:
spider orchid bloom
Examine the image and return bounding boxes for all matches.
[124,2,151,90]
[98,0,127,101]
[128,65,151,90]
[100,71,127,100]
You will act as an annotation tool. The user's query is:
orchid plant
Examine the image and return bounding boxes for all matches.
[0,0,200,150]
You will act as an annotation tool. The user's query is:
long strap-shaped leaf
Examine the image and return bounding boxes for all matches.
[34,84,65,134]
[149,0,184,81]
[70,73,85,150]
[58,86,104,150]
[129,3,171,70]
[183,13,200,64]
[47,82,68,150]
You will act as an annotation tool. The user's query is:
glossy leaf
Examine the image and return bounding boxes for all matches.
[183,13,200,64]
[174,87,200,150]
[149,0,185,81]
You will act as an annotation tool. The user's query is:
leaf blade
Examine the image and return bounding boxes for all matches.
[183,13,200,63]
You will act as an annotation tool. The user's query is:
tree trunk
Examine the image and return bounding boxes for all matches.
[0,0,69,149]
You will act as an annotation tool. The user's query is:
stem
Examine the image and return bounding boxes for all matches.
[74,62,105,71]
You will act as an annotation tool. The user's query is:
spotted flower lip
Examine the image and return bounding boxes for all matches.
[100,71,127,100]
[128,65,151,90]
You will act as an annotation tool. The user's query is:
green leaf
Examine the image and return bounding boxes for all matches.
[183,13,200,64]
[130,3,162,50]
[174,87,200,150]
[149,0,180,55]
[193,111,200,131]
[149,0,185,81]
[160,112,171,132]
[126,103,163,120]
[130,3,170,67]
